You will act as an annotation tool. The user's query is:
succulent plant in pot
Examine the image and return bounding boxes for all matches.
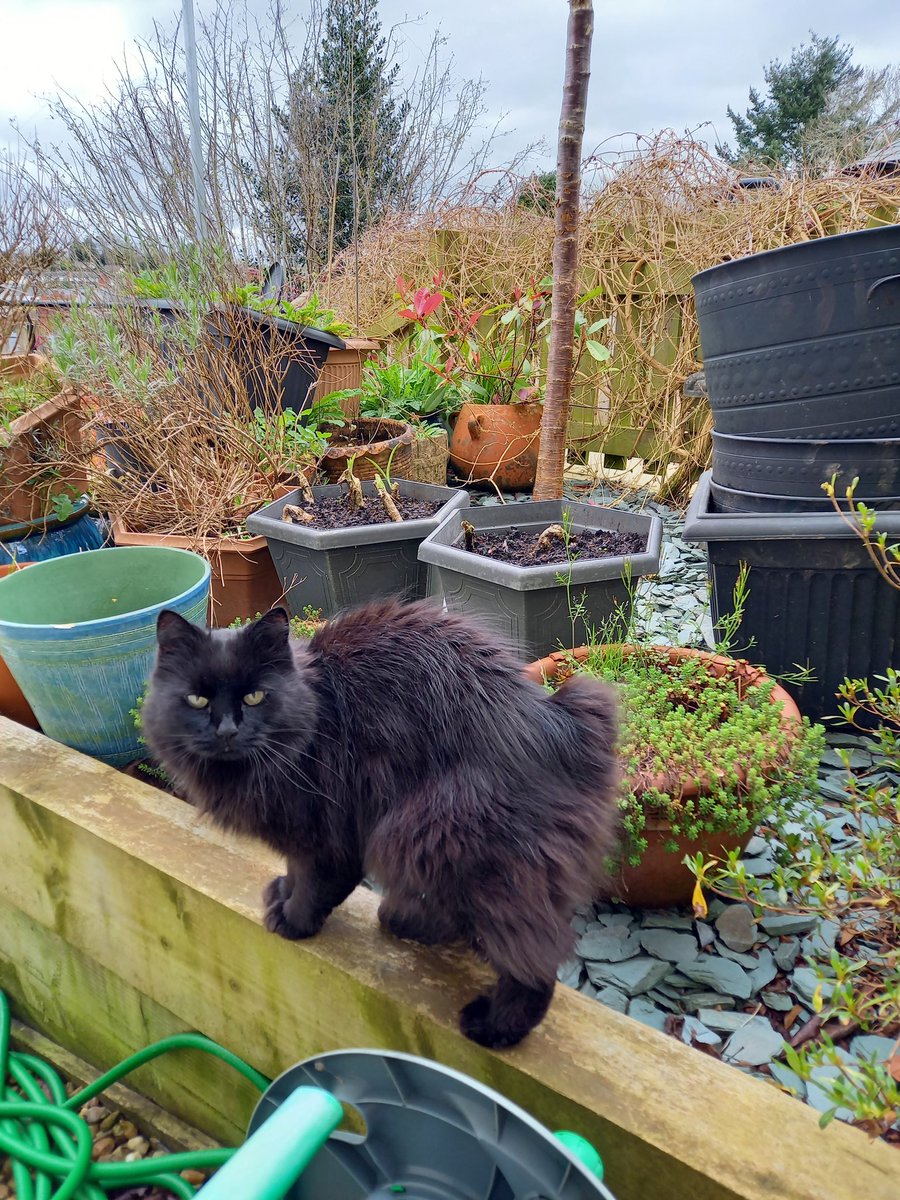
[524,581,825,907]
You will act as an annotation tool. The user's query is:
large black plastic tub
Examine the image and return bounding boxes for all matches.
[692,226,900,438]
[711,432,900,497]
[708,477,900,514]
[417,500,662,661]
[246,481,469,617]
[684,472,900,722]
[208,306,345,414]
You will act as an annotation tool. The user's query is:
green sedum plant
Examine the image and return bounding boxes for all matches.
[552,641,824,867]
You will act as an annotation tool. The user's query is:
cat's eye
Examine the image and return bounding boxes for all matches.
[185,694,209,709]
[243,690,266,706]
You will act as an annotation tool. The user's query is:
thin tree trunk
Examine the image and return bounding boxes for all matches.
[533,0,593,501]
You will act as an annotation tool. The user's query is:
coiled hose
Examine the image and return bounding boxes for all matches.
[0,989,269,1200]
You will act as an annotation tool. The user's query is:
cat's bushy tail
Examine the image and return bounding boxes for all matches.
[545,673,620,784]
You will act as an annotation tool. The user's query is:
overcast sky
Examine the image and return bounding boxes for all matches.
[2,0,899,165]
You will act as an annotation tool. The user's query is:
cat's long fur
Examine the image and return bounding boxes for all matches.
[142,599,620,1048]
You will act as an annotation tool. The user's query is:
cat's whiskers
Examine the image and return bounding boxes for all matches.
[256,740,344,810]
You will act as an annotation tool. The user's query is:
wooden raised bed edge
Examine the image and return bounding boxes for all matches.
[0,717,895,1200]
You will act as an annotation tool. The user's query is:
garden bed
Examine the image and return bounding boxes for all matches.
[0,716,895,1200]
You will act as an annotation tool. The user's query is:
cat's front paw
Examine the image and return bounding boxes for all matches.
[459,994,528,1050]
[263,875,289,909]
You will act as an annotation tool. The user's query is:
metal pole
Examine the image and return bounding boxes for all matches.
[182,0,207,243]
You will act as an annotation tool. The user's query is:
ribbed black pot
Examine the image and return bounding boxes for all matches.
[711,432,900,498]
[692,226,900,438]
[709,478,900,515]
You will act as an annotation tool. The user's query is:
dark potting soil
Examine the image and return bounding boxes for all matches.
[291,495,445,530]
[461,525,647,567]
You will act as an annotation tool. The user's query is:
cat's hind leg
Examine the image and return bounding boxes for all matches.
[459,975,555,1050]
[264,852,361,940]
[377,889,464,946]
[460,876,571,1048]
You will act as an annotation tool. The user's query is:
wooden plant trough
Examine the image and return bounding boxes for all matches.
[0,716,896,1200]
[0,355,86,523]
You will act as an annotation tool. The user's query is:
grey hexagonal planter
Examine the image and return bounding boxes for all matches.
[418,499,662,660]
[246,480,469,617]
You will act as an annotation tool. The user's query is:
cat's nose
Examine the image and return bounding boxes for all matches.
[216,714,239,739]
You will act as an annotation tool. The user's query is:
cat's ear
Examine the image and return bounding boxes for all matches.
[245,607,292,661]
[156,610,205,657]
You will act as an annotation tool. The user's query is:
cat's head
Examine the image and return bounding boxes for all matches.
[142,608,318,772]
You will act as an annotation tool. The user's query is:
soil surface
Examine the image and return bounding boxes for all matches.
[461,525,646,567]
[289,495,444,529]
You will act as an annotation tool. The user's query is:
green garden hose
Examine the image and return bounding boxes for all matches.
[0,989,268,1199]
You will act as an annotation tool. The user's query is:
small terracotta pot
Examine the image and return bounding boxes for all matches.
[320,417,414,482]
[449,400,542,491]
[0,564,39,729]
[525,644,803,907]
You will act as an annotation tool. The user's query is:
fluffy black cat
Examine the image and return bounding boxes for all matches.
[142,599,620,1049]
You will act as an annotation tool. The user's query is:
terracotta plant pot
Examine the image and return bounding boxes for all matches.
[0,375,87,524]
[449,400,542,491]
[313,337,381,419]
[0,564,39,729]
[320,417,414,482]
[112,521,283,629]
[525,644,803,907]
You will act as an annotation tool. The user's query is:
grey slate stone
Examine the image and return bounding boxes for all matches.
[748,948,779,992]
[594,985,628,1013]
[695,922,717,949]
[768,1062,807,1098]
[773,938,800,971]
[628,997,668,1031]
[715,942,761,969]
[638,929,700,963]
[681,992,737,1013]
[557,959,584,988]
[715,904,758,952]
[759,913,819,936]
[722,1018,786,1066]
[681,1016,721,1046]
[588,957,671,997]
[850,1035,898,1063]
[791,967,834,1006]
[679,957,753,999]
[760,990,795,1012]
[576,927,641,963]
[640,912,696,930]
[696,1009,756,1033]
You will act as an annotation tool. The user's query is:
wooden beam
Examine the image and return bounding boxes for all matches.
[0,717,896,1200]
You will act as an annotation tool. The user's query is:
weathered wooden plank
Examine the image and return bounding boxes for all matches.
[0,717,896,1200]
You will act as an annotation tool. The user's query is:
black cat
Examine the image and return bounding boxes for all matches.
[142,599,620,1048]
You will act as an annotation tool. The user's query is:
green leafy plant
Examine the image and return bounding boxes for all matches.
[248,395,345,469]
[229,606,322,639]
[335,328,465,426]
[393,274,614,407]
[228,284,352,336]
[0,366,62,425]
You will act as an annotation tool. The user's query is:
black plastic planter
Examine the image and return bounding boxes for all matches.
[417,500,663,661]
[208,306,345,415]
[684,471,900,722]
[708,478,900,515]
[245,480,469,617]
[711,432,900,498]
[692,226,900,438]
